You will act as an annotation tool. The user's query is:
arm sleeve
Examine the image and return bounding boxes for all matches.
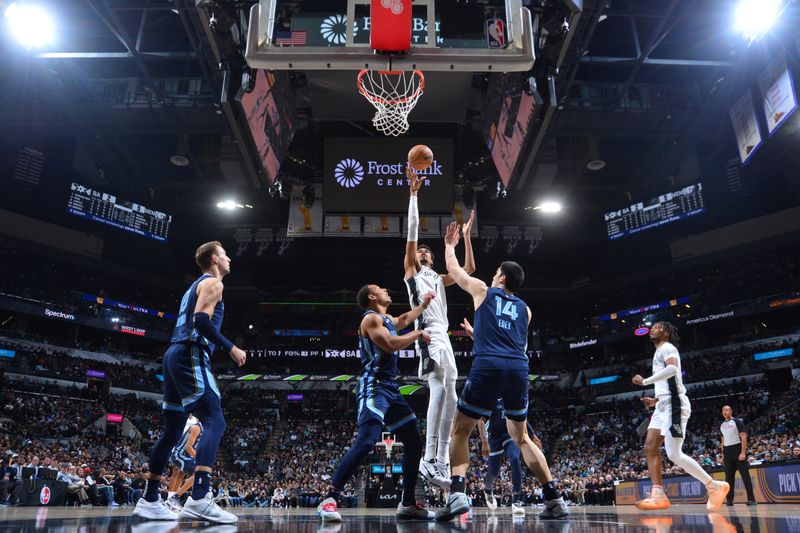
[642,364,679,386]
[735,418,746,433]
[407,195,418,242]
[193,312,235,352]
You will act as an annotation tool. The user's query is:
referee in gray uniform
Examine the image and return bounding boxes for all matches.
[720,405,756,505]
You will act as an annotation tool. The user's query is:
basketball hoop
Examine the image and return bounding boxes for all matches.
[383,436,395,460]
[357,69,425,137]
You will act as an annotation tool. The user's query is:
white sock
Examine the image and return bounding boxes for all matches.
[425,370,446,461]
[436,373,457,464]
[436,437,450,465]
[168,491,176,499]
[425,437,438,462]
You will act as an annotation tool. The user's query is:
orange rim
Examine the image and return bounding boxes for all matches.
[357,69,425,106]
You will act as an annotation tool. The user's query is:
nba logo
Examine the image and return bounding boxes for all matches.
[487,19,505,48]
[40,486,51,505]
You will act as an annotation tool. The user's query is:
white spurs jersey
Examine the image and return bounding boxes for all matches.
[405,266,449,333]
[652,341,686,398]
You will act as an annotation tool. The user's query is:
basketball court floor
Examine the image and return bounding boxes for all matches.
[1,504,798,532]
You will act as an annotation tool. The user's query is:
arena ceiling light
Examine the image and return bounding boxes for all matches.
[5,2,55,49]
[734,0,782,42]
[216,200,253,210]
[533,201,562,214]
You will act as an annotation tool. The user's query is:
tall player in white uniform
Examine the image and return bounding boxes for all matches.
[405,168,475,488]
[632,321,729,511]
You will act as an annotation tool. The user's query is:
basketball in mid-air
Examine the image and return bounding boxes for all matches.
[408,144,434,171]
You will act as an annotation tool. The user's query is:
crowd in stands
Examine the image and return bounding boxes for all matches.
[0,369,798,509]
[536,241,800,344]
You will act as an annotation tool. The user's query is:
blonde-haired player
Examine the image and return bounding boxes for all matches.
[405,166,475,488]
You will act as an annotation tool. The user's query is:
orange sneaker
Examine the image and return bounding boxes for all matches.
[635,493,671,511]
[706,481,730,511]
[708,512,736,533]
[638,517,674,532]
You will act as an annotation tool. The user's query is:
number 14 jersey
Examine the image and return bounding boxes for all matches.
[471,287,528,361]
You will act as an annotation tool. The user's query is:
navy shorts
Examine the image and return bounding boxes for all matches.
[161,343,221,413]
[356,377,417,432]
[487,421,535,456]
[171,453,196,474]
[458,357,529,421]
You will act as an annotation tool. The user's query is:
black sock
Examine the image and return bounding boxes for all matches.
[401,489,415,507]
[450,476,465,494]
[513,491,523,503]
[325,488,340,502]
[144,479,160,503]
[542,481,560,501]
[191,471,211,500]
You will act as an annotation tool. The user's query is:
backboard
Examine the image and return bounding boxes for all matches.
[245,0,535,72]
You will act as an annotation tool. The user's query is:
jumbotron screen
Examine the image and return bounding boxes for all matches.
[604,183,705,240]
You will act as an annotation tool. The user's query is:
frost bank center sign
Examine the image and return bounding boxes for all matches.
[324,138,454,213]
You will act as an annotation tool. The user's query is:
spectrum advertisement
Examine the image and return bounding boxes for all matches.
[324,138,453,213]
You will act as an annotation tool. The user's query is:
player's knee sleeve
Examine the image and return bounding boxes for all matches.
[149,411,187,475]
[192,399,227,468]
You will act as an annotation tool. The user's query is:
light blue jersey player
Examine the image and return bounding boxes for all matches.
[434,221,568,522]
[134,241,246,525]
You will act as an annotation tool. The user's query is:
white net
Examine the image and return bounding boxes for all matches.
[357,69,425,137]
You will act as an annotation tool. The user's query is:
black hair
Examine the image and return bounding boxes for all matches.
[499,261,525,292]
[356,284,373,310]
[655,321,680,346]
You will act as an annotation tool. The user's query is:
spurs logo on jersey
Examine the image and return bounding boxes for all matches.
[405,266,448,332]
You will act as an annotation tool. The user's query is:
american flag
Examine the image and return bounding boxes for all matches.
[275,31,307,46]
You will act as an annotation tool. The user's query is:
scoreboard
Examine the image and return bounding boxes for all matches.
[605,183,705,240]
[67,182,171,242]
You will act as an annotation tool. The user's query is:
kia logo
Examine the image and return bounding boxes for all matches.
[335,159,365,188]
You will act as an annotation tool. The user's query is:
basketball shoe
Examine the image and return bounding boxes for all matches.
[635,485,670,511]
[706,481,730,511]
[317,497,342,522]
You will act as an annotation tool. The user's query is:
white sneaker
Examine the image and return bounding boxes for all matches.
[540,497,569,519]
[316,497,342,522]
[433,462,451,488]
[512,501,526,516]
[484,491,497,510]
[418,459,438,485]
[434,492,470,521]
[164,494,183,513]
[132,497,179,521]
[179,492,238,524]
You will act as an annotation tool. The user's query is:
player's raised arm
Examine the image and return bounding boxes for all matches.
[404,167,424,280]
[394,291,436,330]
[361,313,430,353]
[443,221,487,308]
[442,210,476,286]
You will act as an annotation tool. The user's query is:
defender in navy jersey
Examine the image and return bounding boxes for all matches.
[317,284,437,522]
[164,416,203,512]
[134,241,245,525]
[435,222,568,521]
